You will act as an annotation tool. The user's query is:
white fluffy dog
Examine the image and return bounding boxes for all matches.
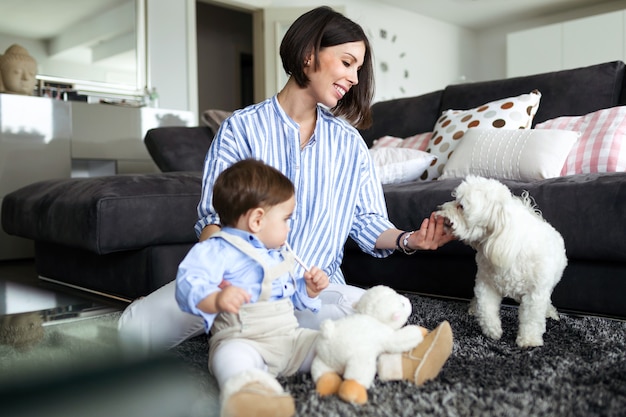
[436,176,567,348]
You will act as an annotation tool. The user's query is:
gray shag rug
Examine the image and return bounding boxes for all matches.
[171,293,626,417]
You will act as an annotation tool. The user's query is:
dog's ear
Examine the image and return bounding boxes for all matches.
[482,187,522,268]
[460,178,504,228]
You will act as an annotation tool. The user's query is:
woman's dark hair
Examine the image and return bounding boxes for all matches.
[279,6,374,129]
[213,159,295,227]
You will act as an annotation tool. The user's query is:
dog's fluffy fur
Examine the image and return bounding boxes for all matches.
[436,176,567,348]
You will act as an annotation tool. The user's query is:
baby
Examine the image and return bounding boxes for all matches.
[176,158,329,417]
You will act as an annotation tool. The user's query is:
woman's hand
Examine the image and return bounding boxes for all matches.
[409,213,455,250]
[304,266,329,298]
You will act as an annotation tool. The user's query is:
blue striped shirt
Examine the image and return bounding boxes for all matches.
[195,96,395,284]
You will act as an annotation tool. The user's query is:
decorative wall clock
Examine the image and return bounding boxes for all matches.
[374,28,409,100]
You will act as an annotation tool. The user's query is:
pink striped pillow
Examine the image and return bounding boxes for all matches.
[536,107,626,175]
[371,132,432,151]
[372,135,403,148]
[403,132,433,151]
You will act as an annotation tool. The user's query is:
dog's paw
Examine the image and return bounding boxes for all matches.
[516,334,544,348]
[468,298,477,316]
[546,305,560,321]
[480,322,502,340]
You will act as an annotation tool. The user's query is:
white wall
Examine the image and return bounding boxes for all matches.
[142,0,473,112]
[146,0,197,117]
[346,1,475,102]
[255,0,476,102]
[6,1,624,118]
[474,0,626,82]
[151,0,626,115]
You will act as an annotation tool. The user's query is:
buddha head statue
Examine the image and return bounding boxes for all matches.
[0,44,38,95]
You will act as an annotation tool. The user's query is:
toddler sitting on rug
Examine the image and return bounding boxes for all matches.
[176,159,328,417]
[176,159,451,417]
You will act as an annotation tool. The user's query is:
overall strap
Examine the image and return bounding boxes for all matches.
[212,231,296,301]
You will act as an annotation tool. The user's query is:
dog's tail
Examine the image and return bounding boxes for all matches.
[520,190,543,219]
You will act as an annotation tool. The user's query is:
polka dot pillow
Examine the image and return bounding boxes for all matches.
[422,90,542,181]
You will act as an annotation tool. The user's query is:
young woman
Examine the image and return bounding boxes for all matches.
[119,6,453,390]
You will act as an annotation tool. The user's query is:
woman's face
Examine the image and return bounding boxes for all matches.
[305,41,365,109]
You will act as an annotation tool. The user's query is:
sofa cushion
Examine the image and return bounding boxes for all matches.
[371,132,432,151]
[1,172,202,255]
[440,61,626,126]
[423,90,542,181]
[201,109,232,133]
[369,147,436,184]
[144,126,214,172]
[536,106,626,175]
[439,128,579,181]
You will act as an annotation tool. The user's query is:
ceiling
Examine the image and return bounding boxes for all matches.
[0,0,127,39]
[376,0,621,30]
[0,0,621,40]
[0,0,134,71]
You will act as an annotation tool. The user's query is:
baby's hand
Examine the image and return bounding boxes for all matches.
[304,266,329,298]
[215,285,251,314]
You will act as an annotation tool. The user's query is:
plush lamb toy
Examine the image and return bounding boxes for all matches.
[310,285,427,404]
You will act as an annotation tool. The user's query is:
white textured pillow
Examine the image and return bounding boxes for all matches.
[440,129,579,181]
[370,148,437,184]
[424,90,542,181]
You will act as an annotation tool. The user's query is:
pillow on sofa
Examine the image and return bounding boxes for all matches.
[372,132,433,151]
[423,90,542,181]
[440,129,579,181]
[372,135,403,148]
[535,106,626,175]
[201,109,232,133]
[369,147,437,184]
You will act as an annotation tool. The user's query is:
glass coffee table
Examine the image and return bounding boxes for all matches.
[0,274,123,372]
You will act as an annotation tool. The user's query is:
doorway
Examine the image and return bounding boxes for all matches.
[196,2,254,115]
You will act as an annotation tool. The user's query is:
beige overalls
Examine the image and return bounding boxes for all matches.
[208,232,319,377]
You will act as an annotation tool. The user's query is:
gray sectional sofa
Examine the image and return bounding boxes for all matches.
[2,61,625,318]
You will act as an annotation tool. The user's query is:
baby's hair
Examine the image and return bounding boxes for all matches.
[213,159,295,227]
[279,6,374,129]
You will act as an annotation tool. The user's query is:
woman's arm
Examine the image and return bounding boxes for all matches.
[195,118,247,237]
[199,224,221,242]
